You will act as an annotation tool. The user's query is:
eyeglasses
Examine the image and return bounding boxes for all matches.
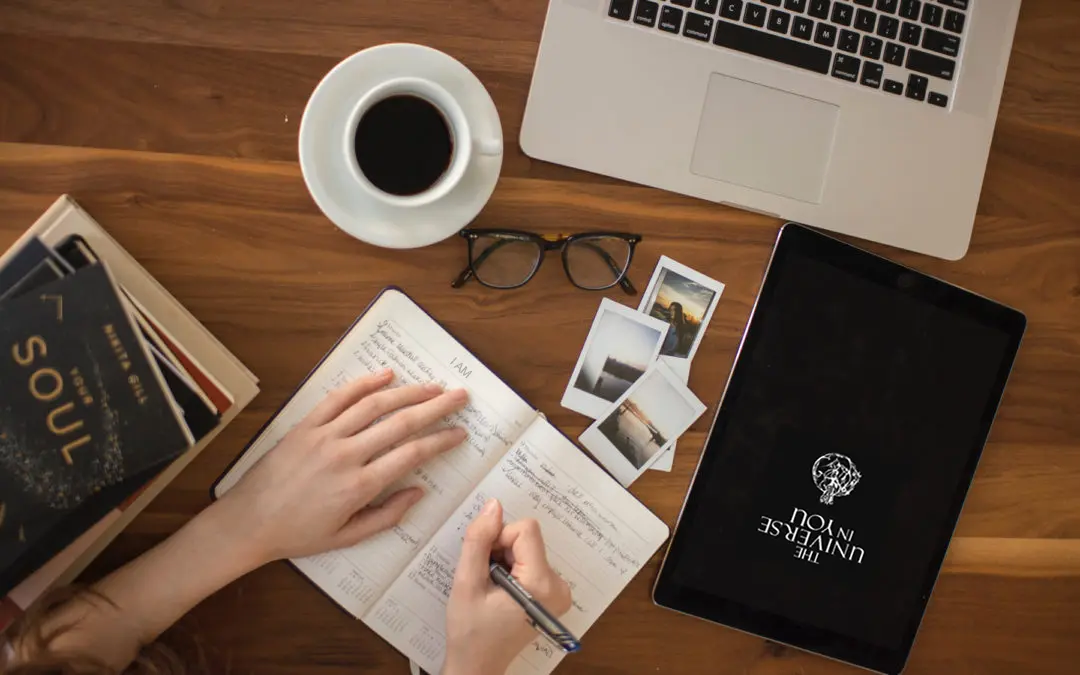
[452,230,641,294]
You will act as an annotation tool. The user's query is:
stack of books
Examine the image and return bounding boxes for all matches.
[0,196,258,629]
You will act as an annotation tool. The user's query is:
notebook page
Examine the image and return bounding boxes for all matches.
[364,418,670,675]
[215,289,537,617]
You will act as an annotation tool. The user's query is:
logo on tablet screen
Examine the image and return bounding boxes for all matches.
[811,453,861,506]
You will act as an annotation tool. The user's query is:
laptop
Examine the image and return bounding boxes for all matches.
[521,0,1023,260]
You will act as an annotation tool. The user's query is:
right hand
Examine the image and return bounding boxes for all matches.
[444,499,573,675]
[215,369,469,565]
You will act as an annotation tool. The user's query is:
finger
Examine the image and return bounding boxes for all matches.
[363,427,467,486]
[497,519,571,613]
[334,487,424,548]
[303,370,393,428]
[356,389,469,453]
[497,519,553,574]
[329,382,445,439]
[453,498,503,596]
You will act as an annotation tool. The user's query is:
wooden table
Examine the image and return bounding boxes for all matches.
[1,1,1077,673]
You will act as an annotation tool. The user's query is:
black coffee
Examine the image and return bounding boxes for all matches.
[353,95,454,197]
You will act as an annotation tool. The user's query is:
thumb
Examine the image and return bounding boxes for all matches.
[454,498,503,595]
[335,488,424,548]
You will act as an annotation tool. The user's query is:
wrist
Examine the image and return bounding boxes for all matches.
[196,497,275,572]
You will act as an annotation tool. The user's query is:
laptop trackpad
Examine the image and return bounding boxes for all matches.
[691,73,840,204]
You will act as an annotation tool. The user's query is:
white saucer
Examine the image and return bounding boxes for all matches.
[299,44,503,249]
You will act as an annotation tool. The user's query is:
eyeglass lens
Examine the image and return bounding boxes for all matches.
[565,237,632,289]
[470,237,543,288]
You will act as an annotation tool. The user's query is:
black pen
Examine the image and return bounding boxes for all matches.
[489,561,581,654]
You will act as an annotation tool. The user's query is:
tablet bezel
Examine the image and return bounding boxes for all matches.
[652,224,1026,674]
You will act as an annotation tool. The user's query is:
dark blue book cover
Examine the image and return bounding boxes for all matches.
[0,264,193,561]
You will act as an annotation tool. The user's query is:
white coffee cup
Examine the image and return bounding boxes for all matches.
[343,77,502,208]
[299,43,505,249]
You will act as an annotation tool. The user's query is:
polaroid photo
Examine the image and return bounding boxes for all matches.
[579,360,706,487]
[649,356,690,472]
[561,298,669,419]
[637,256,724,363]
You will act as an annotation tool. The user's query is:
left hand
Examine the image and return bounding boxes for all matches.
[215,369,469,565]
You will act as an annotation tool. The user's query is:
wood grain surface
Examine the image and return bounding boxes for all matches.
[1,1,1078,673]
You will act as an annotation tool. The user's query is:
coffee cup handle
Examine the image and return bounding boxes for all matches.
[475,138,503,157]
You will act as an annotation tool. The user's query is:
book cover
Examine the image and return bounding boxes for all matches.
[0,264,194,560]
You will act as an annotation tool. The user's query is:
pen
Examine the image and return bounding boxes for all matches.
[489,561,581,654]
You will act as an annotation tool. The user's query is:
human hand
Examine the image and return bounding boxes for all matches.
[215,369,468,565]
[443,499,572,675]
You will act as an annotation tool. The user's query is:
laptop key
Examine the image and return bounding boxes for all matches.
[762,0,781,5]
[900,21,921,45]
[831,2,853,25]
[938,0,967,9]
[907,48,956,79]
[943,9,965,34]
[923,28,960,56]
[609,0,634,20]
[831,53,861,82]
[876,0,898,12]
[854,0,872,6]
[899,0,920,20]
[861,35,883,59]
[877,15,899,38]
[906,73,928,101]
[744,3,768,26]
[659,5,684,32]
[861,61,884,88]
[712,18,832,73]
[634,0,660,27]
[808,0,830,20]
[884,41,905,65]
[672,0,693,6]
[814,22,837,47]
[791,15,814,39]
[784,0,807,11]
[684,12,715,39]
[920,2,942,27]
[855,8,877,32]
[720,0,744,20]
[883,78,904,94]
[928,91,949,107]
[768,9,792,33]
[839,29,860,52]
[695,0,720,14]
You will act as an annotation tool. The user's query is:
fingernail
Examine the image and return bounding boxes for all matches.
[449,388,469,401]
[481,498,499,516]
[408,489,425,505]
[378,369,393,379]
[423,383,443,393]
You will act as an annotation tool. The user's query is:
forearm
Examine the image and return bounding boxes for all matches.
[25,498,266,669]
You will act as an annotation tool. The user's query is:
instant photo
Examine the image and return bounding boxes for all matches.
[579,361,706,486]
[638,256,724,362]
[562,298,668,419]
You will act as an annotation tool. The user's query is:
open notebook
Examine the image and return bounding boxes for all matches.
[213,288,669,675]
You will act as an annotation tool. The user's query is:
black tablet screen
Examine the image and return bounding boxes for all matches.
[659,226,1024,660]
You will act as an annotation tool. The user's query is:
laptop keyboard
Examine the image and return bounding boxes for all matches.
[608,0,968,109]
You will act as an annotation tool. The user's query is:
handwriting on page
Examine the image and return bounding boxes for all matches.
[358,320,514,458]
[503,442,644,576]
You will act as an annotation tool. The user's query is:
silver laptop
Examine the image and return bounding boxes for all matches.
[521,0,1022,260]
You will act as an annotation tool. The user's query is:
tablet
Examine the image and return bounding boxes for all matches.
[653,224,1026,674]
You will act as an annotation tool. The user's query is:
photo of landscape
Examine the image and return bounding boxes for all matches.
[597,367,698,469]
[573,309,663,403]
